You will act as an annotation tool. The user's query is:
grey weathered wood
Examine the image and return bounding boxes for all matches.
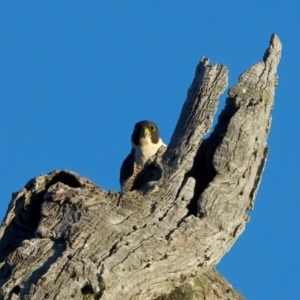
[155,267,245,300]
[0,34,281,300]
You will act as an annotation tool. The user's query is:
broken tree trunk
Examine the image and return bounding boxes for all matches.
[0,34,281,300]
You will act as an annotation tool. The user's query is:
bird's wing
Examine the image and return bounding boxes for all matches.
[120,149,142,193]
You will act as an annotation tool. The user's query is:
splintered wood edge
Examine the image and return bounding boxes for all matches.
[163,59,228,181]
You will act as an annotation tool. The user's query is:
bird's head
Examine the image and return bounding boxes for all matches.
[131,120,161,147]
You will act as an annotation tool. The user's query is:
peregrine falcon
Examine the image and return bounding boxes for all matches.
[120,120,166,193]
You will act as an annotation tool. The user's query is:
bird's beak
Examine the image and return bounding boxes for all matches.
[141,127,151,138]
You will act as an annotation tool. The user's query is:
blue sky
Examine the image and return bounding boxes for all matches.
[0,2,298,299]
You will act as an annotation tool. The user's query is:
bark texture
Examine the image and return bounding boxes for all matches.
[0,35,281,300]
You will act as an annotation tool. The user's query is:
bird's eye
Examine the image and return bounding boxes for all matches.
[150,125,155,131]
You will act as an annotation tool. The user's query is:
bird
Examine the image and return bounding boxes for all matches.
[120,120,166,193]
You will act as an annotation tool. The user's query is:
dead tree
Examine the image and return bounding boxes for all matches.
[0,34,281,300]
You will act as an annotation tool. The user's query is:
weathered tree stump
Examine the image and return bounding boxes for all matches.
[0,34,281,300]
